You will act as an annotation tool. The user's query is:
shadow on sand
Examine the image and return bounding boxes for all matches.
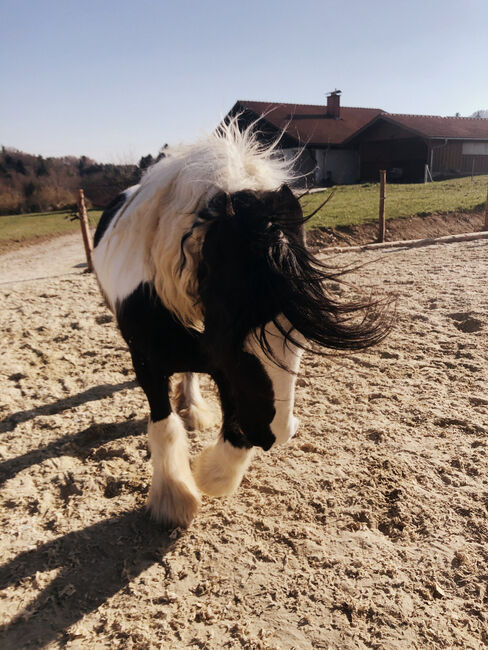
[1,380,138,435]
[0,417,147,486]
[0,509,174,648]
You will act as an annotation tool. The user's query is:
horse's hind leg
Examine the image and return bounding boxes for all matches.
[174,372,218,431]
[131,356,200,528]
[193,371,253,497]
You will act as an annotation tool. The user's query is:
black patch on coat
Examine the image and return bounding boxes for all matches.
[94,192,128,248]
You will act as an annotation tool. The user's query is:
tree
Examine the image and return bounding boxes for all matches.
[156,144,168,162]
[23,181,37,198]
[16,159,27,175]
[36,156,49,177]
[138,154,154,170]
[471,109,488,118]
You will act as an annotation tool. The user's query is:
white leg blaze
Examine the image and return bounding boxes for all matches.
[147,414,201,528]
[175,373,219,431]
[246,317,305,446]
[193,438,254,497]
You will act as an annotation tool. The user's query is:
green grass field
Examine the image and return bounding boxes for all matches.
[0,209,102,249]
[301,174,488,229]
[0,174,486,251]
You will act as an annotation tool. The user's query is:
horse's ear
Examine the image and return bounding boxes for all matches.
[278,184,296,202]
[272,184,302,222]
[207,191,235,218]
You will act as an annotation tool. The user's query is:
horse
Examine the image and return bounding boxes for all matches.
[92,119,390,528]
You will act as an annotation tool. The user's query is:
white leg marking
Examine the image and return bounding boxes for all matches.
[175,373,219,431]
[246,317,305,446]
[193,438,254,497]
[147,414,201,528]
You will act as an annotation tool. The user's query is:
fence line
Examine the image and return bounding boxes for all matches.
[325,230,488,254]
[375,174,488,243]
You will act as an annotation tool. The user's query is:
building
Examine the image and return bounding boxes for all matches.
[224,93,488,184]
[347,113,488,181]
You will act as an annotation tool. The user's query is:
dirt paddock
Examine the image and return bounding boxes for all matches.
[1,232,487,648]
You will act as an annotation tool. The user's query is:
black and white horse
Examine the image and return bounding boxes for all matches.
[92,120,389,528]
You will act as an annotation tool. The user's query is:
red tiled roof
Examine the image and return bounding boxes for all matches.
[382,113,488,139]
[235,100,384,146]
[234,100,488,144]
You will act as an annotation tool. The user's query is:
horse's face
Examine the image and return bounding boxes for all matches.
[198,186,306,450]
[245,318,305,446]
[208,319,304,451]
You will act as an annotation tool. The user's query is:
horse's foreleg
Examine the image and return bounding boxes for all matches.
[193,371,253,497]
[193,436,254,497]
[131,356,200,528]
[147,413,200,527]
[174,372,218,431]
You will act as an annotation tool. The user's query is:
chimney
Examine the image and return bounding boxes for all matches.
[327,89,341,118]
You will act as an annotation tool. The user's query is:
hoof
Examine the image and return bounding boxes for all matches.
[147,477,201,528]
[193,440,253,497]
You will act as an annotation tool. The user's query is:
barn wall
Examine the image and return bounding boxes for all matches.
[352,121,429,181]
[432,140,488,176]
[313,149,360,185]
[359,138,428,182]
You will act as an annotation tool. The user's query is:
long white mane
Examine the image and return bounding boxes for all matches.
[99,118,297,330]
[145,116,295,198]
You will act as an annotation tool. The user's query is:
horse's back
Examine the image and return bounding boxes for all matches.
[93,185,140,248]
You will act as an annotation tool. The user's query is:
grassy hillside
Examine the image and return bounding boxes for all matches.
[302,174,488,229]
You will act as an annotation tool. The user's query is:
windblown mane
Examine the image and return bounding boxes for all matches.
[196,187,393,368]
[139,117,297,329]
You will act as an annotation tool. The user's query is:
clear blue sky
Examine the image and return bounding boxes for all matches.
[1,0,487,162]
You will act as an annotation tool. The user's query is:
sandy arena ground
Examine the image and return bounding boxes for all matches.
[0,232,487,648]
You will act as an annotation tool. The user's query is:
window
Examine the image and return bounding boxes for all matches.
[462,142,488,155]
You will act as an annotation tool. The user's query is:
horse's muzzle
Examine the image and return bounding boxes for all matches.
[271,416,300,446]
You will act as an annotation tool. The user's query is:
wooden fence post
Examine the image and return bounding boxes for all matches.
[378,170,386,243]
[77,189,93,272]
[484,186,488,231]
